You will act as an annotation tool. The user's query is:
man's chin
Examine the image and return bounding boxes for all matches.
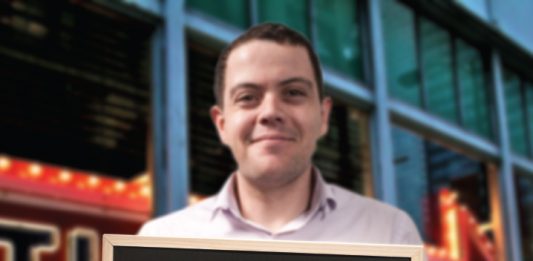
[252,155,291,169]
[238,159,309,189]
[252,161,290,175]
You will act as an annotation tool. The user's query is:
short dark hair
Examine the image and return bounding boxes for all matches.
[213,23,323,106]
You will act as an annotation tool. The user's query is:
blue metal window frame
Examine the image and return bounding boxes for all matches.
[491,51,523,261]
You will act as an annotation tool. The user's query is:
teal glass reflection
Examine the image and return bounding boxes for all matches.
[504,70,528,156]
[256,0,308,37]
[187,0,249,28]
[392,127,427,238]
[314,0,363,80]
[420,18,458,123]
[456,39,492,139]
[382,0,421,106]
[527,83,533,157]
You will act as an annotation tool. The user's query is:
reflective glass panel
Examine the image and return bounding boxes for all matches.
[526,83,533,156]
[187,0,249,28]
[314,0,363,80]
[392,127,427,237]
[420,18,458,123]
[456,39,492,139]
[382,0,421,107]
[257,0,308,36]
[503,69,528,156]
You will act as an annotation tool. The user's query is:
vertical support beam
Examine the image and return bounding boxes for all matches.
[367,0,397,205]
[491,51,523,261]
[487,163,507,261]
[151,0,189,216]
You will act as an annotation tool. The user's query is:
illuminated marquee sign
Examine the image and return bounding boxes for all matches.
[0,155,151,212]
[425,189,496,261]
[0,218,106,261]
[0,155,151,261]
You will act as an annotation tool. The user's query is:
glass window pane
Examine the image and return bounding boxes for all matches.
[257,0,308,37]
[0,1,150,176]
[503,70,528,156]
[187,0,249,28]
[314,0,363,80]
[456,39,492,140]
[516,172,533,260]
[189,44,235,196]
[382,0,421,107]
[314,99,370,193]
[393,126,491,245]
[420,18,458,123]
[392,127,428,237]
[527,83,533,156]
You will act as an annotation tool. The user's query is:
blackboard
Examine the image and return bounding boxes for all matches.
[103,235,423,261]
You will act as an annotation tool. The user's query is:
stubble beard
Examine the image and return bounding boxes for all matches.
[237,156,313,192]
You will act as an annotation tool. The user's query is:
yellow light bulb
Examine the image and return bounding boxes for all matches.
[114,181,126,192]
[88,176,100,187]
[0,156,11,171]
[59,170,72,183]
[29,164,42,177]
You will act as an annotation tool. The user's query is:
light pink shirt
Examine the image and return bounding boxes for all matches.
[139,170,423,245]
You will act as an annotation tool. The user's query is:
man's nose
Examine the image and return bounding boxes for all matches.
[258,94,285,126]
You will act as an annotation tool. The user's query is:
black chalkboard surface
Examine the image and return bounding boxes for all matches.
[103,235,423,261]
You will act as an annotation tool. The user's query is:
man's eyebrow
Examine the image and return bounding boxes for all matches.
[278,77,313,88]
[228,78,312,97]
[229,83,261,98]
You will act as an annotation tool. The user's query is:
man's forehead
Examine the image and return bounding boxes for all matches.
[225,41,312,79]
[228,40,309,63]
[225,53,315,93]
[220,39,319,104]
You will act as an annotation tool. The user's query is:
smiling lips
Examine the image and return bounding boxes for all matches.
[251,134,295,144]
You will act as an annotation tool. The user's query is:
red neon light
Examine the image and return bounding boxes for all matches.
[0,155,150,213]
[426,189,496,261]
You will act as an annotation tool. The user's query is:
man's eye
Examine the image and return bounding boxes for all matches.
[286,89,305,97]
[236,94,256,102]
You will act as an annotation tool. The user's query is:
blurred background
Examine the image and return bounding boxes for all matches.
[0,0,532,260]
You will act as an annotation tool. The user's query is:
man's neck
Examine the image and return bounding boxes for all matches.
[234,166,314,233]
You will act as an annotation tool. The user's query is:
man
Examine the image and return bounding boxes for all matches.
[139,23,422,245]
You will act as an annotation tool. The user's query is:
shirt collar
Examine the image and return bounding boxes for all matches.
[210,167,337,221]
[309,167,337,214]
[211,174,240,220]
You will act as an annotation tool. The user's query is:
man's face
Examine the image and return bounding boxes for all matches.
[210,40,331,189]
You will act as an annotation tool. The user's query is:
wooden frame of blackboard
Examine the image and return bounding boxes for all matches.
[103,234,424,261]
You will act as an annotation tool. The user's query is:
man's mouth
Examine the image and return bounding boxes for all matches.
[251,135,295,143]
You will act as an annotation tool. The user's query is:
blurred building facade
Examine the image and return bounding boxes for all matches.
[1,0,533,260]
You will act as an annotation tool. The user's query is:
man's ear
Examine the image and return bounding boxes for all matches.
[210,105,227,144]
[319,97,333,137]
